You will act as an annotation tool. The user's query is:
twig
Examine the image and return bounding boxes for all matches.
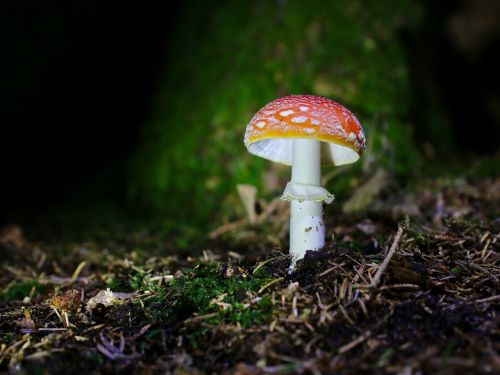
[461,262,500,287]
[338,330,372,354]
[256,197,288,224]
[469,294,500,304]
[37,328,67,332]
[355,222,406,289]
[379,283,420,290]
[338,304,355,326]
[208,219,246,239]
[317,265,338,277]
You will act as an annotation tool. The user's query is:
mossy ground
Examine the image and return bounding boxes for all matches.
[0,176,498,374]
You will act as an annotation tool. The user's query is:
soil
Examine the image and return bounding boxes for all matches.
[0,177,498,374]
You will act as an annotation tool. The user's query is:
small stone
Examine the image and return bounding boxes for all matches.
[86,288,120,311]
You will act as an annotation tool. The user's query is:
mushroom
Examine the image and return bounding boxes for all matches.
[244,95,366,266]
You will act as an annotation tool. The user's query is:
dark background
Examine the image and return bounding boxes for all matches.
[1,0,499,228]
[1,2,178,225]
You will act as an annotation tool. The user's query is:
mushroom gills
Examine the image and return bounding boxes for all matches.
[248,138,360,166]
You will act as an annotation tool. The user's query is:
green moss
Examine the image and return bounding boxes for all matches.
[135,262,273,326]
[129,0,423,232]
[128,268,149,291]
[377,347,395,367]
[341,242,367,252]
[106,276,134,293]
[441,339,458,363]
[1,279,52,301]
[186,296,273,348]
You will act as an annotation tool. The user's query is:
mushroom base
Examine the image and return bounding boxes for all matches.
[289,200,325,266]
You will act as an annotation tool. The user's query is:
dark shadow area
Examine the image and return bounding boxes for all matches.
[403,0,500,153]
[0,0,499,231]
[1,1,179,225]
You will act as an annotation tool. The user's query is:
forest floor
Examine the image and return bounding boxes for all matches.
[0,177,499,374]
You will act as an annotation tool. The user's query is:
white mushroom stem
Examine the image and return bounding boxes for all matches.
[289,138,325,264]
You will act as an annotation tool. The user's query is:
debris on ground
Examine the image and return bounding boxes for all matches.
[0,177,498,374]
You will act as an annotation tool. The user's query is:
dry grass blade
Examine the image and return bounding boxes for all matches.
[71,261,86,281]
[258,278,284,294]
[183,312,218,325]
[253,255,288,274]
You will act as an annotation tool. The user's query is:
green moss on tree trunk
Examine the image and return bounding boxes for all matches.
[128,0,422,230]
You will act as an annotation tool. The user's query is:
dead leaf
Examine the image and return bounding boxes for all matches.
[87,289,122,311]
[237,184,258,224]
[0,225,25,247]
[14,317,35,330]
[49,290,81,313]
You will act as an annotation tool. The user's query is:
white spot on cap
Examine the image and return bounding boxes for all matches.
[311,119,320,125]
[304,128,316,134]
[299,106,309,112]
[349,132,356,140]
[279,110,294,117]
[256,121,266,128]
[291,116,308,123]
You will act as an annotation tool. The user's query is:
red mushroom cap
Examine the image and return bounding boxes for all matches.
[244,95,366,166]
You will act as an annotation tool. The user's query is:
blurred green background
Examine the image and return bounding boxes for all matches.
[128,0,498,233]
[2,0,499,242]
[129,1,421,223]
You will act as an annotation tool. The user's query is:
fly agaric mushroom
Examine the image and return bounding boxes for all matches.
[244,95,366,266]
